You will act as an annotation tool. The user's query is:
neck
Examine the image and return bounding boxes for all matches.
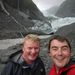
[56,68,59,73]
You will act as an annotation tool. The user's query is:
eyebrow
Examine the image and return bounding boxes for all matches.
[61,45,69,48]
[51,45,69,49]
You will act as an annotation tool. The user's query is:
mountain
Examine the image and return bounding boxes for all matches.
[47,6,59,16]
[0,0,52,39]
[55,0,75,17]
[2,0,45,20]
[42,6,59,16]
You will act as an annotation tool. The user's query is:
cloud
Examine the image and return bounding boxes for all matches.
[33,0,65,11]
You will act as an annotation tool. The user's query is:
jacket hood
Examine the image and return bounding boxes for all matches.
[9,50,22,63]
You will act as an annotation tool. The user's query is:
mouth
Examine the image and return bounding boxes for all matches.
[55,57,65,62]
[29,54,37,58]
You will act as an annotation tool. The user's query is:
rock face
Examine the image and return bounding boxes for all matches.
[0,0,49,39]
[2,0,45,20]
[55,0,75,17]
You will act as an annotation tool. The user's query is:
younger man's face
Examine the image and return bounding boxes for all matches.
[49,39,72,70]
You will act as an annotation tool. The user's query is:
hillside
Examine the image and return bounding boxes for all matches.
[0,0,52,39]
[55,0,75,17]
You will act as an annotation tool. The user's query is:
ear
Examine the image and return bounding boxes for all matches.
[22,46,25,52]
[48,52,51,57]
[71,52,74,57]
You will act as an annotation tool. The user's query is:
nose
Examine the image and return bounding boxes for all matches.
[32,48,36,53]
[58,48,62,55]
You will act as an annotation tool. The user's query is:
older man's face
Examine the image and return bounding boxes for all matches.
[22,39,40,64]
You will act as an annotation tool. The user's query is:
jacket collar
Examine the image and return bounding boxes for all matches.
[10,52,40,70]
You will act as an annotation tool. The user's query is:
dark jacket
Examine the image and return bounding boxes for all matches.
[48,58,75,75]
[1,50,46,75]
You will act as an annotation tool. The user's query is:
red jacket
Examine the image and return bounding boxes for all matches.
[48,59,75,75]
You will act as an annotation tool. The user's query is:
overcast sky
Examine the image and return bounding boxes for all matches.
[32,0,65,11]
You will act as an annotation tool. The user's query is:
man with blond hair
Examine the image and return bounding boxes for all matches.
[1,34,46,75]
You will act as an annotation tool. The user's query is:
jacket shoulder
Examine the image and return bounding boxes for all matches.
[67,67,75,75]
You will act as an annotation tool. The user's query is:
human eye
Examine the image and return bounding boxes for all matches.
[34,47,39,51]
[51,47,58,51]
[35,47,39,50]
[28,47,32,50]
[62,46,69,51]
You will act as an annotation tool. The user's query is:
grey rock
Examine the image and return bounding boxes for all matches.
[55,0,75,17]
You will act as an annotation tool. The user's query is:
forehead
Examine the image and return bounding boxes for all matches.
[24,39,39,44]
[23,39,40,48]
[51,39,68,46]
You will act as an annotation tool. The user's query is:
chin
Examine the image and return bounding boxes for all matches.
[29,57,37,61]
[56,64,65,68]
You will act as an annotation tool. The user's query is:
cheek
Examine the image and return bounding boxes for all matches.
[49,51,55,57]
[23,47,29,54]
[63,51,71,56]
[50,50,57,55]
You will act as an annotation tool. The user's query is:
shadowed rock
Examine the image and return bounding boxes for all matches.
[2,0,45,20]
[0,0,52,39]
[55,0,75,17]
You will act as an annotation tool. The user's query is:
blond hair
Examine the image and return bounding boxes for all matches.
[23,34,40,44]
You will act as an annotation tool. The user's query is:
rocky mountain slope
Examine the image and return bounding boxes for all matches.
[0,0,52,39]
[55,0,75,17]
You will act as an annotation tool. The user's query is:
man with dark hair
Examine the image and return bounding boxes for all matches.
[48,35,75,75]
[1,34,46,75]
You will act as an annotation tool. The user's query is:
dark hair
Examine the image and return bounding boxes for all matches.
[48,35,71,52]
